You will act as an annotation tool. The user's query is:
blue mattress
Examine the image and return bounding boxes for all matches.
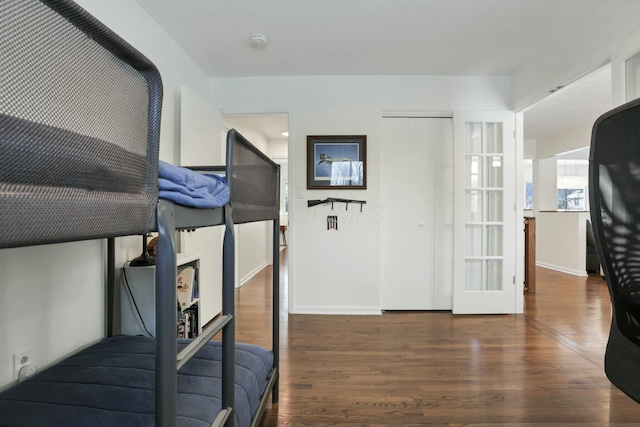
[0,335,273,427]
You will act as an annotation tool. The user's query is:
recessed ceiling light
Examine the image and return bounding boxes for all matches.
[281,131,289,137]
[250,33,268,48]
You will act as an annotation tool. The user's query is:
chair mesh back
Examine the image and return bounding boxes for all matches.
[590,98,640,346]
[226,129,280,224]
[0,0,162,248]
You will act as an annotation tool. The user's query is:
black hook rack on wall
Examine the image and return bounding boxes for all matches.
[307,197,367,212]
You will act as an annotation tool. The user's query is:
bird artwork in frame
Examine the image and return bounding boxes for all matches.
[307,135,367,189]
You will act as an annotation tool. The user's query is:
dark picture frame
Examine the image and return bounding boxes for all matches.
[307,135,367,189]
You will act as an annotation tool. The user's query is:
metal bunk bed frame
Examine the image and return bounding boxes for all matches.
[1,0,280,425]
[109,129,281,427]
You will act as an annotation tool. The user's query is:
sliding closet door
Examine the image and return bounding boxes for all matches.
[380,117,453,310]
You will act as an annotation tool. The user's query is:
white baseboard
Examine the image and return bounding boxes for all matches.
[536,261,588,277]
[236,261,269,288]
[293,306,382,315]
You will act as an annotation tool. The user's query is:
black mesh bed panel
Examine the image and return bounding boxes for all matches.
[226,129,280,224]
[590,97,640,403]
[0,0,161,248]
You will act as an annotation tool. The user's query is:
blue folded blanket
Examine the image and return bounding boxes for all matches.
[158,161,230,208]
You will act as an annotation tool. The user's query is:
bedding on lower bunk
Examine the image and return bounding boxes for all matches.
[159,160,230,208]
[0,335,273,427]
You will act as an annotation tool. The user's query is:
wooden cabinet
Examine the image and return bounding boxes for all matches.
[524,217,536,293]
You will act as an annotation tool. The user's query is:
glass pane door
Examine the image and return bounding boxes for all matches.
[453,111,516,314]
[464,122,504,292]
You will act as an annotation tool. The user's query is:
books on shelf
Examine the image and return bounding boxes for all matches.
[177,296,199,339]
[192,266,199,299]
[177,302,186,339]
[177,266,196,310]
[183,305,198,339]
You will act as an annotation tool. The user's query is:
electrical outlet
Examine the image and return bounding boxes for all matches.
[13,348,33,382]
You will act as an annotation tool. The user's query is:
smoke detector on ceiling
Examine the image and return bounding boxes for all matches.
[250,33,268,48]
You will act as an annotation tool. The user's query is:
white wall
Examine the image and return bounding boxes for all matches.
[211,75,511,314]
[0,0,212,389]
[533,158,558,212]
[524,139,537,159]
[536,211,590,276]
[268,138,289,159]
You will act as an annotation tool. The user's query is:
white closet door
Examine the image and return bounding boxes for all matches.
[380,117,453,310]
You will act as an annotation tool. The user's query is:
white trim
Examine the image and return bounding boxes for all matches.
[536,261,588,277]
[236,261,269,288]
[381,110,453,118]
[293,306,382,315]
[512,62,610,113]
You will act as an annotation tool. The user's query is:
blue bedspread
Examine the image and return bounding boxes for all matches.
[0,335,274,427]
[159,161,230,208]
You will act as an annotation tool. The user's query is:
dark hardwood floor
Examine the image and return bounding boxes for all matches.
[235,250,640,426]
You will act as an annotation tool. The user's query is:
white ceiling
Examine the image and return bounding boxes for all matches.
[135,0,640,79]
[523,65,612,140]
[134,0,640,145]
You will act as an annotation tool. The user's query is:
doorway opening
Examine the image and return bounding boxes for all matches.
[222,113,290,307]
[521,65,611,300]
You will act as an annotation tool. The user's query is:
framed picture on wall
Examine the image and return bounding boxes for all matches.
[307,135,367,189]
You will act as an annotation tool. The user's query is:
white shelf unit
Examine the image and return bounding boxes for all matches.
[121,254,201,338]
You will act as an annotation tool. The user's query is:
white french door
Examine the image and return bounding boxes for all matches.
[453,111,517,314]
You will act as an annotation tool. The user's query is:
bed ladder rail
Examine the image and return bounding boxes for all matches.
[220,205,236,427]
[211,408,233,427]
[155,201,236,427]
[176,314,232,370]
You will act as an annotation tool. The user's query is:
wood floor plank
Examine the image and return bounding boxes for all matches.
[235,252,640,426]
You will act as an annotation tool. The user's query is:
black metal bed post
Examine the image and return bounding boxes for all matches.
[272,217,280,404]
[272,163,280,404]
[107,237,115,337]
[222,205,236,427]
[156,200,178,427]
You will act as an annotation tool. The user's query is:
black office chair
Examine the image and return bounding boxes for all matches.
[586,219,600,273]
[590,97,640,403]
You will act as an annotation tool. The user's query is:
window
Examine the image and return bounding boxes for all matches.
[557,159,588,211]
[523,159,533,210]
[284,180,288,213]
